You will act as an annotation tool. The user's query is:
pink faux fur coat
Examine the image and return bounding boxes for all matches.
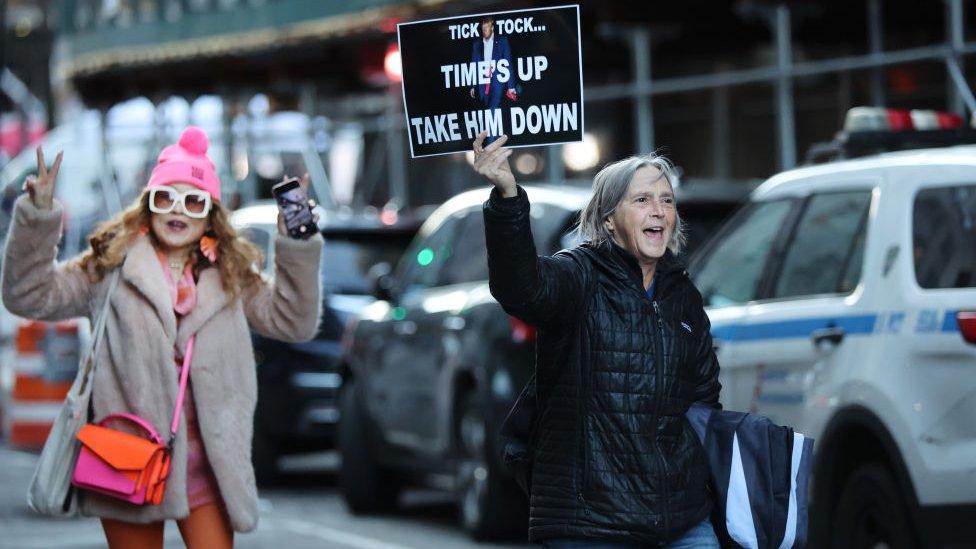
[1,195,322,532]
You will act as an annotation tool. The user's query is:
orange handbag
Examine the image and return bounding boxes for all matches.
[71,336,195,505]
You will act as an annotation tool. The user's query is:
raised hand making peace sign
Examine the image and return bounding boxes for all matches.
[22,146,63,211]
[472,131,517,198]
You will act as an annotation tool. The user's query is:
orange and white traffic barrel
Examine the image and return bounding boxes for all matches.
[3,320,79,450]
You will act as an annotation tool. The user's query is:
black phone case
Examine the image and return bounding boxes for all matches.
[273,181,316,239]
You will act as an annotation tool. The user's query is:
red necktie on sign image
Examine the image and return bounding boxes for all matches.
[484,40,492,96]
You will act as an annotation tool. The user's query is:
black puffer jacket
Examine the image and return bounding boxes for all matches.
[483,186,722,545]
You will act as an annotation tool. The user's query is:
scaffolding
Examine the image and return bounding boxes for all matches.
[582,0,976,176]
[50,0,976,208]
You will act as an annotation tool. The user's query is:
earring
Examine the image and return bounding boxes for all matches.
[138,225,150,236]
[200,235,218,262]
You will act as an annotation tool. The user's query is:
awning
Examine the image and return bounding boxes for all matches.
[56,0,454,97]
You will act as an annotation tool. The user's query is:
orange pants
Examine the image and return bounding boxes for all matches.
[100,502,234,549]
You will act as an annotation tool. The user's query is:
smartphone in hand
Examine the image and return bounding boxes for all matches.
[272,177,316,239]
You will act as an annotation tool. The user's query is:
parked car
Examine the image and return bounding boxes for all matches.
[688,108,976,548]
[230,202,427,484]
[338,180,746,540]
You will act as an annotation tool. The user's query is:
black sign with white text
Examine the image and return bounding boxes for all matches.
[397,5,583,157]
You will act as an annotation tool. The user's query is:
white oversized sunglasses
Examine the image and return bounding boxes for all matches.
[148,186,212,219]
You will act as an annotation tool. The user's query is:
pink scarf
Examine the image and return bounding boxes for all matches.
[154,249,198,317]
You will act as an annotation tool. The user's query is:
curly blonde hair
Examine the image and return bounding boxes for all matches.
[78,189,264,298]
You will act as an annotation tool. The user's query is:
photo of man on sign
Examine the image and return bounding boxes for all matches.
[398,5,582,157]
[469,15,518,144]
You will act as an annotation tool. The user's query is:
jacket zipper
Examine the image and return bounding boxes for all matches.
[577,337,589,512]
[577,394,589,512]
[651,300,669,534]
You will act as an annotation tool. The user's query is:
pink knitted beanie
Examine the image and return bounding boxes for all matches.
[146,126,221,199]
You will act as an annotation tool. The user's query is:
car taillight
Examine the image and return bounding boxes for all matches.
[509,316,537,343]
[957,311,976,345]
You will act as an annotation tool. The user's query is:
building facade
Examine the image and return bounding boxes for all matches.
[50,0,976,208]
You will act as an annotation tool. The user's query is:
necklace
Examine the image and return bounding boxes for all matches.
[168,257,185,274]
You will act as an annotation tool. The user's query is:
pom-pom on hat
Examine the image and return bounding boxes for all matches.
[147,126,221,199]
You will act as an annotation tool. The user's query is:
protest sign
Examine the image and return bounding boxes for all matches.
[397,5,583,157]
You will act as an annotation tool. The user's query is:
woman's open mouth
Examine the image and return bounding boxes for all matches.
[166,219,188,232]
[643,227,665,241]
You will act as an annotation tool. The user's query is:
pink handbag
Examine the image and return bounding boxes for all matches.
[71,337,195,505]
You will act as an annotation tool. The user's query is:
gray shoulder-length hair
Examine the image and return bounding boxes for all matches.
[575,153,687,255]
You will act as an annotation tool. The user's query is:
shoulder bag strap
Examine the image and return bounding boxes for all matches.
[78,269,121,394]
[166,335,195,451]
[91,269,121,358]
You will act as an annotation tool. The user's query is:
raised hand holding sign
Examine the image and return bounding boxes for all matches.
[472,132,516,197]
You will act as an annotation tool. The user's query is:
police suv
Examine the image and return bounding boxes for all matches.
[688,108,976,548]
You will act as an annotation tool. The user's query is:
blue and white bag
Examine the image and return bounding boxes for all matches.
[686,404,814,549]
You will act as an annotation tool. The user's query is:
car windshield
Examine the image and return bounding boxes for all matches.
[680,204,740,257]
[322,232,414,295]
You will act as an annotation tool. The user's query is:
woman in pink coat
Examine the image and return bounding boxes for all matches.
[2,127,323,548]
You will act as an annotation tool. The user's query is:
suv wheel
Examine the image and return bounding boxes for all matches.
[832,463,917,549]
[338,380,401,513]
[455,393,527,540]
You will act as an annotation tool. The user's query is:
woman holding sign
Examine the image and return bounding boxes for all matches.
[476,132,721,548]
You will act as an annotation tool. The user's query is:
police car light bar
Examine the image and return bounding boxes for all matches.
[804,106,976,164]
[844,107,966,132]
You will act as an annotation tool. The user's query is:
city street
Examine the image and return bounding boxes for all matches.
[0,444,531,549]
[2,1,976,547]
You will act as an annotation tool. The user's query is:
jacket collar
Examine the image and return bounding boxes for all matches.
[176,267,227,351]
[582,239,687,298]
[122,234,228,348]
